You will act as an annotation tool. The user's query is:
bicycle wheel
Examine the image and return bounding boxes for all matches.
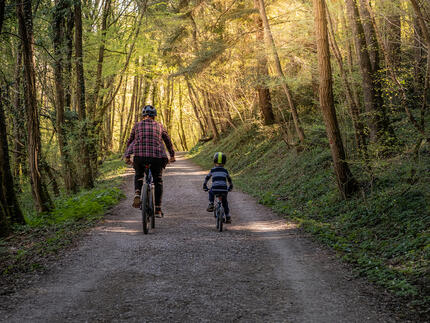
[149,184,155,229]
[218,207,224,232]
[141,183,150,234]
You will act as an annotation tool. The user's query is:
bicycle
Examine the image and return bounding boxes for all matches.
[204,188,226,232]
[140,165,155,234]
[214,194,226,232]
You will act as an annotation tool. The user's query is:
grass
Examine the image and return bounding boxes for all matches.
[189,121,430,315]
[0,155,127,279]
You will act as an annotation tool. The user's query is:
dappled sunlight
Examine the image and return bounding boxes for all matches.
[104,219,140,224]
[165,171,207,176]
[102,170,134,180]
[97,226,141,234]
[232,220,297,233]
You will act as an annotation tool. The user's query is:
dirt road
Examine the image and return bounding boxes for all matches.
[1,153,398,322]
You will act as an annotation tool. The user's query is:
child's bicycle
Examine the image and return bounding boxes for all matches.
[139,165,155,234]
[214,194,226,232]
[204,188,226,232]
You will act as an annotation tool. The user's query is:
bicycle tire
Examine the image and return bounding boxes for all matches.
[142,183,150,234]
[218,206,224,232]
[149,185,155,229]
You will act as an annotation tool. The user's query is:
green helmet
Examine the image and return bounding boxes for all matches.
[213,152,226,164]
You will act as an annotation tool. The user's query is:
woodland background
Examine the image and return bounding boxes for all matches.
[0,0,429,317]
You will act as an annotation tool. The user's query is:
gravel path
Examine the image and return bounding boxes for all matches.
[1,153,399,322]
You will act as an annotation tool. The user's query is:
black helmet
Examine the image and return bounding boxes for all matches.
[142,105,157,117]
[213,152,226,165]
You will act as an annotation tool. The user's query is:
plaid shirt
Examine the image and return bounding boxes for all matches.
[124,119,175,159]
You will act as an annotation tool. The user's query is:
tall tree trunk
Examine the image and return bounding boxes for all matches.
[0,86,26,237]
[65,7,74,111]
[12,45,26,178]
[410,0,430,130]
[17,0,53,212]
[327,8,367,153]
[314,0,358,198]
[130,73,138,125]
[178,83,188,150]
[90,0,111,119]
[186,79,205,136]
[202,90,219,141]
[256,0,305,143]
[253,0,275,125]
[53,0,78,193]
[345,0,382,143]
[74,0,94,188]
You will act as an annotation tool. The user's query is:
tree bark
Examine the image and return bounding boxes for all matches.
[410,0,430,130]
[65,7,74,111]
[256,0,305,143]
[75,0,94,188]
[327,8,367,153]
[178,83,188,150]
[345,0,383,142]
[186,79,205,136]
[314,0,357,198]
[53,0,78,193]
[90,0,111,120]
[12,44,26,178]
[0,86,26,237]
[202,90,219,141]
[253,0,275,125]
[17,0,53,212]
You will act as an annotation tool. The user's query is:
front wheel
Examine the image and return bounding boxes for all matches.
[142,184,150,234]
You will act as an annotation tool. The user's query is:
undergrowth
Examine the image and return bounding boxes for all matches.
[0,155,127,279]
[189,121,430,315]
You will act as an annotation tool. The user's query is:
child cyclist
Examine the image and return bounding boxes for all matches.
[203,152,233,223]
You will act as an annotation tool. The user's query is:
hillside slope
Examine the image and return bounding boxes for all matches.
[189,122,430,315]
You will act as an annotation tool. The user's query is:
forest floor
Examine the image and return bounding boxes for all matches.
[0,153,412,322]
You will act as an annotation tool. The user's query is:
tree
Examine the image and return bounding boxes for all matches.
[17,0,53,212]
[0,5,25,235]
[253,0,275,125]
[256,0,305,143]
[74,0,94,188]
[314,0,358,198]
[345,0,384,143]
[53,0,78,193]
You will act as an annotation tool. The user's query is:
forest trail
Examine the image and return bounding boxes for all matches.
[1,153,398,322]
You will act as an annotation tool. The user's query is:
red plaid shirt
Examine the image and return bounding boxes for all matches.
[124,119,175,159]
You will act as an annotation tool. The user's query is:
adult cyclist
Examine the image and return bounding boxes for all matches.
[124,105,175,217]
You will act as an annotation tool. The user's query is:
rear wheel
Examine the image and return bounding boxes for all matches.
[142,184,150,234]
[217,207,224,232]
[149,185,155,229]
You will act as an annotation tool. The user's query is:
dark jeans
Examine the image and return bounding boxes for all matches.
[133,157,164,206]
[208,189,230,216]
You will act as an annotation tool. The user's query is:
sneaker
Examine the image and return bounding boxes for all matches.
[225,216,231,224]
[155,206,164,218]
[207,203,214,212]
[132,191,141,208]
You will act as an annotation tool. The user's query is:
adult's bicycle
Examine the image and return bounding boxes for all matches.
[140,165,155,234]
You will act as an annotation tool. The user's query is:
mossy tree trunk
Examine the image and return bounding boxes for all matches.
[17,0,53,212]
[75,0,94,188]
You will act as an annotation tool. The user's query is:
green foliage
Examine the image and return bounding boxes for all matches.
[25,187,124,227]
[0,156,127,276]
[189,122,430,309]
